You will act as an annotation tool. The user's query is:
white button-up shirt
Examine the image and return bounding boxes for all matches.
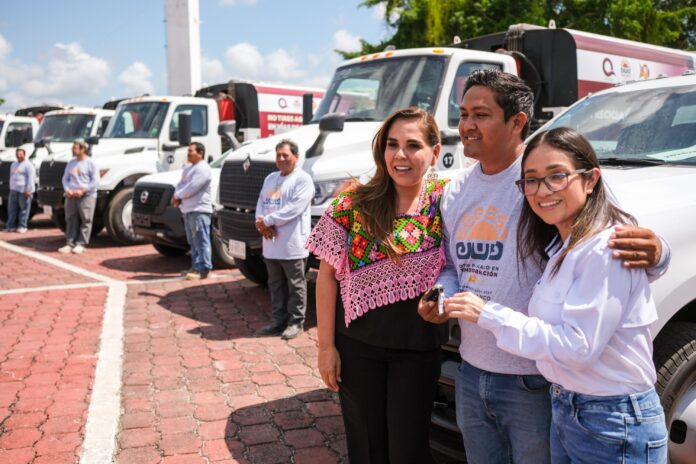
[478,226,658,396]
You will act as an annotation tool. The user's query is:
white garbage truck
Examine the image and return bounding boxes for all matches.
[0,105,112,223]
[216,23,695,285]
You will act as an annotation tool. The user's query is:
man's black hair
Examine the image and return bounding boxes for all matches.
[463,69,535,138]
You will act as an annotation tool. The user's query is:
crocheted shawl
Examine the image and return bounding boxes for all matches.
[306,180,447,327]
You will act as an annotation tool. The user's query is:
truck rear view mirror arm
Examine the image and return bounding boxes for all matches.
[306,113,346,159]
[218,121,241,150]
[302,93,314,125]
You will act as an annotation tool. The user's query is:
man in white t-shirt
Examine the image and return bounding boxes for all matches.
[255,139,314,340]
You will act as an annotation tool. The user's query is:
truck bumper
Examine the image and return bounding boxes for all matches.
[132,205,187,249]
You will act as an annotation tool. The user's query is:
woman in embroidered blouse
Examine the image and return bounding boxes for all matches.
[306,107,448,464]
[446,128,668,463]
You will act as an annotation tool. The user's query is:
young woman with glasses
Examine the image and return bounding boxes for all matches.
[442,127,668,463]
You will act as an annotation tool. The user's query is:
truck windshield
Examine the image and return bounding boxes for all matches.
[103,102,169,139]
[34,114,95,143]
[313,56,446,122]
[546,84,696,165]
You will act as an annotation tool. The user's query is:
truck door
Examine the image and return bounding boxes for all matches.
[439,61,504,171]
[165,104,209,170]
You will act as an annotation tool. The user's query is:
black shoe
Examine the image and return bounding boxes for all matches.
[281,324,303,340]
[256,322,286,336]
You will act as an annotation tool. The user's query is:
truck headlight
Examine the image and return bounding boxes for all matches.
[312,179,352,206]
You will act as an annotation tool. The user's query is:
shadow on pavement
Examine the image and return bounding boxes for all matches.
[139,278,318,341]
[223,389,347,464]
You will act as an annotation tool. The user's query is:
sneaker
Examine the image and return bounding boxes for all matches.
[185,270,209,280]
[16,227,28,234]
[281,324,303,340]
[180,268,194,276]
[255,322,286,337]
[58,244,73,254]
[71,244,85,254]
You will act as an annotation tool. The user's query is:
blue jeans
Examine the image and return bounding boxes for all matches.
[183,211,212,273]
[7,190,32,229]
[550,385,667,464]
[455,361,552,464]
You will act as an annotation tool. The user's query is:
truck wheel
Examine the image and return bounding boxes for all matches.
[153,243,188,257]
[211,233,236,269]
[105,188,146,245]
[234,254,268,286]
[653,322,696,463]
[52,210,104,238]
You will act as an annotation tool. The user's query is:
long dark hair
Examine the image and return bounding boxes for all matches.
[352,107,440,262]
[517,127,636,275]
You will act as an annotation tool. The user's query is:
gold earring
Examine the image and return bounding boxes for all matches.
[427,167,438,183]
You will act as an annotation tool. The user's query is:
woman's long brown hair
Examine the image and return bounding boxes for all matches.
[352,107,440,262]
[517,127,636,275]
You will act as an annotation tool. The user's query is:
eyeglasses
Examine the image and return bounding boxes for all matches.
[515,169,590,196]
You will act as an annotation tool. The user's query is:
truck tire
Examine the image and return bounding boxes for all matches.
[211,233,236,269]
[52,210,104,238]
[105,188,146,245]
[153,243,188,257]
[653,322,696,463]
[234,254,268,286]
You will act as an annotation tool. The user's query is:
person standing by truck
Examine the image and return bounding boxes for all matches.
[254,139,314,340]
[418,69,669,464]
[307,108,448,463]
[59,139,98,254]
[445,127,668,463]
[172,142,213,280]
[5,148,35,233]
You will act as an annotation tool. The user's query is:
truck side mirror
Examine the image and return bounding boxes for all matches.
[318,113,345,133]
[306,113,346,158]
[178,113,192,147]
[86,135,100,146]
[218,120,241,150]
[302,93,314,125]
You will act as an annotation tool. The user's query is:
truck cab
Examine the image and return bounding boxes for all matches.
[218,48,516,284]
[129,81,323,265]
[431,73,696,463]
[0,107,111,223]
[37,96,226,244]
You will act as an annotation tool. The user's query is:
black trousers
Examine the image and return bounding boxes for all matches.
[335,332,441,464]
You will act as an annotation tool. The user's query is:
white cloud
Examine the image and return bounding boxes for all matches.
[332,29,362,53]
[21,42,111,99]
[266,49,303,79]
[118,61,155,96]
[372,2,387,20]
[0,34,11,61]
[201,56,228,85]
[225,42,264,79]
[218,0,257,5]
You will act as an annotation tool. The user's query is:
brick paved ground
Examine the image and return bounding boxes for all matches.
[0,216,460,463]
[0,286,108,464]
[115,277,346,464]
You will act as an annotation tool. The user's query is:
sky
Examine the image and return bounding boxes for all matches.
[0,0,392,112]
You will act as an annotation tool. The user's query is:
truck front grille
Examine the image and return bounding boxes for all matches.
[39,161,66,189]
[218,208,261,250]
[0,161,11,197]
[132,184,173,216]
[219,160,276,210]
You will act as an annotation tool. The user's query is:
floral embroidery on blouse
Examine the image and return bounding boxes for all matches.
[306,180,448,327]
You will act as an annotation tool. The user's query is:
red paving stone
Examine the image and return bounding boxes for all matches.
[114,278,346,463]
[0,286,107,463]
[2,217,351,463]
[0,248,93,291]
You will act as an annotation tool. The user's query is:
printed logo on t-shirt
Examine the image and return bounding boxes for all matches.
[263,190,281,213]
[454,204,510,299]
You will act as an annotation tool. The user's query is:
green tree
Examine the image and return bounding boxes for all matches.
[340,0,696,57]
